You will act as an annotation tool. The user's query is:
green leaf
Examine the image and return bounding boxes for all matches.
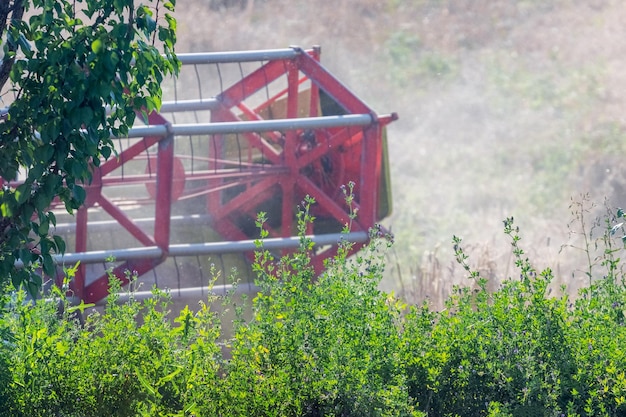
[27,280,39,298]
[53,235,66,254]
[158,368,182,384]
[19,248,34,265]
[136,371,157,398]
[79,106,94,125]
[91,38,104,54]
[42,254,55,277]
[38,217,50,236]
[66,300,96,314]
[48,211,56,227]
[71,185,86,205]
[0,202,12,217]
[11,270,24,290]
[15,182,31,204]
[17,33,33,58]
[101,145,112,159]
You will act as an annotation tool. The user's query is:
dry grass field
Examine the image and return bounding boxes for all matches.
[169,0,626,306]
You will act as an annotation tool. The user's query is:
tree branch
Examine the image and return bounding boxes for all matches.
[0,0,26,93]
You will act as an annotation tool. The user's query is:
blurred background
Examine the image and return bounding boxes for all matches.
[172,0,626,306]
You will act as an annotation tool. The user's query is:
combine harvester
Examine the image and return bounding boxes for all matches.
[38,46,397,304]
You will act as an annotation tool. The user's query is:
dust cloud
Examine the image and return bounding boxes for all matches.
[4,1,622,307]
[172,0,626,306]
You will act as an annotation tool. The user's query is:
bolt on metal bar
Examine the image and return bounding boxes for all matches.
[123,114,374,138]
[176,48,302,65]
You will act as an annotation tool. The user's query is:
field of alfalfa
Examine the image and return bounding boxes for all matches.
[177,0,626,307]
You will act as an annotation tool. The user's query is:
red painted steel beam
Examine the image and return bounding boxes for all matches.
[211,105,282,164]
[294,50,374,116]
[358,125,382,226]
[280,61,301,237]
[212,177,279,221]
[95,195,156,247]
[83,258,162,304]
[154,132,174,251]
[98,111,170,177]
[217,58,291,108]
[295,175,364,232]
[69,206,89,300]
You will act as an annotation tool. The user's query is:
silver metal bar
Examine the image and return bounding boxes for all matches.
[168,231,369,256]
[176,48,301,65]
[59,246,164,264]
[16,232,369,268]
[53,214,213,234]
[124,114,374,138]
[5,47,304,118]
[97,282,261,305]
[13,246,164,269]
[159,98,221,113]
[125,124,169,137]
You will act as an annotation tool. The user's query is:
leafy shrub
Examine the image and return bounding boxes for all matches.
[403,206,626,417]
[3,197,626,416]
[227,199,417,416]
[0,196,422,416]
[0,270,197,416]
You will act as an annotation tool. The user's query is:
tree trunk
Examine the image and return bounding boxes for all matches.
[0,0,26,93]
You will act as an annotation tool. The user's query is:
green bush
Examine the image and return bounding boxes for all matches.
[230,200,417,416]
[0,270,197,416]
[3,198,626,416]
[0,197,421,416]
[403,209,626,417]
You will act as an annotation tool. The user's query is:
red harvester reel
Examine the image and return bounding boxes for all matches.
[13,46,397,304]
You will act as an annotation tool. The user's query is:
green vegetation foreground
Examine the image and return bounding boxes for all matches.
[2,198,626,416]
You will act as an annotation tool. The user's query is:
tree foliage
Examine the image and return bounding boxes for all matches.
[0,0,178,292]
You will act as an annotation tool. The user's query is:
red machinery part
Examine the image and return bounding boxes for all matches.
[7,46,397,304]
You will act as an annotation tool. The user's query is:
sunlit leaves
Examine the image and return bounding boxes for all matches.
[90,38,103,54]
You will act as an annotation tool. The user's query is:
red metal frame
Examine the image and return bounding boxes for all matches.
[8,47,397,303]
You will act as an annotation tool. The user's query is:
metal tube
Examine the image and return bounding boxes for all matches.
[53,214,213,234]
[159,98,220,113]
[167,231,368,256]
[154,132,175,249]
[123,114,374,138]
[125,124,169,138]
[16,232,368,268]
[60,247,164,264]
[176,48,301,65]
[15,246,164,269]
[96,282,261,305]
